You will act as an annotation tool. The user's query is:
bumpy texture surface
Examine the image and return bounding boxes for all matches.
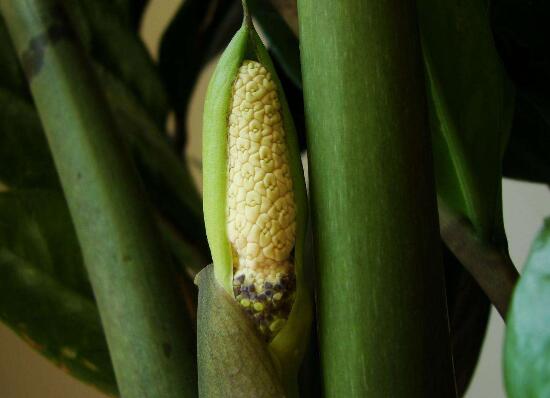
[227,60,296,340]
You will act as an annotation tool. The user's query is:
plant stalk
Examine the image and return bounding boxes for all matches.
[0,1,197,397]
[297,0,457,396]
[438,199,519,319]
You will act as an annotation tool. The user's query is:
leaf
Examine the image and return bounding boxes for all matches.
[492,0,550,185]
[503,92,550,185]
[0,2,205,392]
[111,0,149,30]
[271,53,307,152]
[1,0,198,394]
[248,0,302,88]
[443,246,490,396]
[491,0,550,95]
[0,190,117,395]
[0,16,28,97]
[417,6,516,386]
[417,0,515,240]
[0,69,207,255]
[505,218,550,398]
[94,63,208,254]
[1,2,208,253]
[196,265,286,397]
[64,0,170,128]
[0,88,59,189]
[158,0,241,148]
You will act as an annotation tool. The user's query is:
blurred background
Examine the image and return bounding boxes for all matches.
[1,0,548,396]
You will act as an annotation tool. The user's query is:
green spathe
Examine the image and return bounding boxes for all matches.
[201,15,311,393]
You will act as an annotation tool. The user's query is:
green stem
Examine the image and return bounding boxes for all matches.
[297,0,456,396]
[241,0,251,25]
[0,1,196,397]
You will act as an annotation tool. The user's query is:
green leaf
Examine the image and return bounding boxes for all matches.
[0,69,207,256]
[196,265,286,397]
[505,218,550,398]
[1,3,207,255]
[491,0,550,96]
[94,63,208,255]
[64,0,170,128]
[0,88,58,189]
[158,0,241,149]
[503,92,550,185]
[111,0,149,30]
[418,0,515,240]
[0,82,203,394]
[248,0,301,89]
[0,190,117,395]
[1,1,197,395]
[491,1,550,185]
[0,16,28,96]
[444,247,490,396]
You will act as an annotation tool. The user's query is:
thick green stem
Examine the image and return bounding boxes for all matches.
[297,0,456,396]
[0,1,196,397]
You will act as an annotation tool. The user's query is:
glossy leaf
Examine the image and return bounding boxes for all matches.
[505,218,550,397]
[95,63,207,256]
[503,92,550,185]
[158,0,240,149]
[0,190,117,395]
[417,5,516,385]
[112,0,149,30]
[63,0,169,128]
[0,16,28,96]
[0,89,58,189]
[0,61,203,398]
[491,0,550,97]
[418,0,515,240]
[248,0,301,88]
[1,1,207,255]
[1,1,197,395]
[443,246,490,396]
[492,0,550,185]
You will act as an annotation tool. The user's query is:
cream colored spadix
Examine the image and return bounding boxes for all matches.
[227,60,297,339]
[202,15,311,383]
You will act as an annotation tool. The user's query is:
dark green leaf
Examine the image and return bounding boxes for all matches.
[1,0,197,394]
[0,67,207,256]
[492,0,550,185]
[65,0,169,128]
[248,0,301,88]
[0,89,58,189]
[443,246,490,397]
[505,218,550,397]
[196,265,285,397]
[271,53,307,152]
[1,0,170,130]
[158,0,241,149]
[112,0,149,30]
[0,16,28,97]
[0,190,117,395]
[418,0,515,240]
[95,63,208,254]
[491,0,550,95]
[503,92,550,185]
